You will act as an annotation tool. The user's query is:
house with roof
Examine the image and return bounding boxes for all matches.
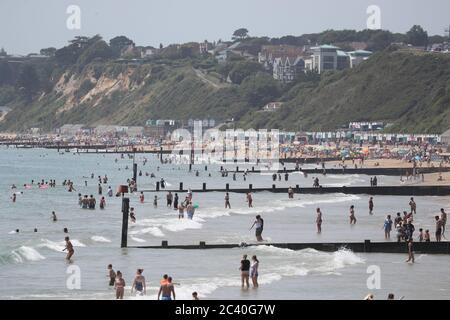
[272,56,305,83]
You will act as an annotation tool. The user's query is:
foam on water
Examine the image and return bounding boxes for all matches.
[0,246,46,265]
[130,236,146,243]
[90,236,112,243]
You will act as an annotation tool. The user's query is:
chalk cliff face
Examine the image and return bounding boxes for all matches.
[1,47,450,133]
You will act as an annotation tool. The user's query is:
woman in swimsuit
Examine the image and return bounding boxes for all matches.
[63,236,74,261]
[114,271,125,299]
[250,255,259,288]
[131,269,146,296]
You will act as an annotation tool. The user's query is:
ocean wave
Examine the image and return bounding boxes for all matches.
[38,239,86,252]
[0,246,45,265]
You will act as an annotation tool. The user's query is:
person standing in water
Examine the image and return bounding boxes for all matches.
[316,208,323,234]
[107,264,116,287]
[63,236,74,261]
[288,187,294,199]
[52,211,57,222]
[435,216,443,242]
[369,197,374,215]
[139,192,145,203]
[383,215,393,239]
[153,196,159,208]
[440,208,447,237]
[100,197,106,209]
[409,198,417,215]
[173,193,178,210]
[130,208,136,223]
[246,192,253,208]
[131,269,146,296]
[158,277,176,300]
[250,215,264,241]
[225,192,231,209]
[114,271,125,300]
[167,192,173,207]
[406,238,415,263]
[250,255,259,288]
[349,205,357,225]
[239,254,250,289]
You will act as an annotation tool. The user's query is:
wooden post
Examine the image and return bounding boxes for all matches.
[272,184,276,190]
[226,183,229,191]
[162,240,168,248]
[133,163,138,186]
[364,240,371,253]
[249,184,253,191]
[179,182,183,191]
[156,181,160,191]
[121,198,130,248]
[202,183,206,191]
[199,241,206,248]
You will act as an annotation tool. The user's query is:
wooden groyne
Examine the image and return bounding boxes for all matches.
[140,184,450,196]
[129,240,450,254]
[229,166,450,176]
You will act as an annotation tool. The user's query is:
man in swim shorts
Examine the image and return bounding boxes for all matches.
[158,277,175,300]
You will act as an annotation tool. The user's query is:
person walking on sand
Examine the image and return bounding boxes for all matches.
[316,208,323,234]
[383,215,393,239]
[63,236,74,261]
[349,205,357,225]
[131,269,146,296]
[239,254,250,289]
[406,238,415,263]
[225,192,231,209]
[409,198,417,215]
[250,255,259,288]
[114,271,125,300]
[369,197,374,215]
[250,215,264,241]
[158,277,176,300]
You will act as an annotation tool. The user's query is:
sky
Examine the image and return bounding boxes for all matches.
[0,0,449,54]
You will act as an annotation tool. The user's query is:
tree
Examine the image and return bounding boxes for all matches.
[40,47,56,57]
[17,64,40,98]
[109,36,134,57]
[406,25,428,47]
[0,62,13,85]
[367,30,394,51]
[228,61,263,84]
[76,40,113,67]
[232,28,249,40]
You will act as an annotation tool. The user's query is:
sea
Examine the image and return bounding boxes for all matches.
[1,146,450,300]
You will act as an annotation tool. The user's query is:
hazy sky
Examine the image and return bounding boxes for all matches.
[1,0,449,54]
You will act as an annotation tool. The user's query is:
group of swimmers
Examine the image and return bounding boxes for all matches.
[107,265,182,300]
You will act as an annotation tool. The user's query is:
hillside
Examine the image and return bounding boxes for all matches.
[239,48,450,133]
[0,44,449,133]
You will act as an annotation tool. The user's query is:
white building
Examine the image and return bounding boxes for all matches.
[347,50,373,68]
[272,56,305,83]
